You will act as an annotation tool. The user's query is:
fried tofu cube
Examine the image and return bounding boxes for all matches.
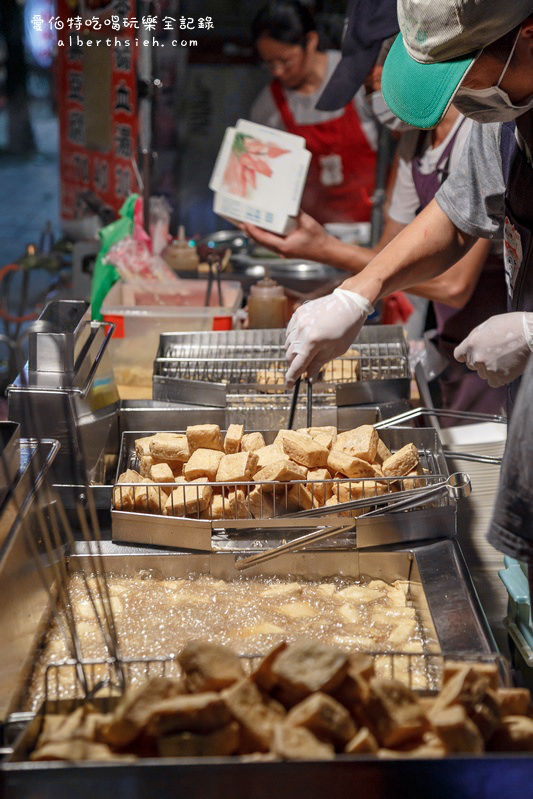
[222,678,285,752]
[139,454,154,478]
[431,706,484,754]
[282,430,329,469]
[201,492,225,520]
[223,489,249,519]
[306,468,334,505]
[216,451,259,483]
[149,433,190,464]
[442,661,499,691]
[271,640,349,704]
[271,723,335,760]
[182,448,224,481]
[135,435,155,459]
[254,460,308,488]
[241,432,266,452]
[285,692,356,749]
[224,423,244,454]
[336,426,378,463]
[134,478,164,514]
[145,692,232,737]
[345,727,379,754]
[488,715,533,752]
[113,469,142,510]
[272,429,291,450]
[375,437,392,465]
[335,480,364,504]
[103,677,184,747]
[149,462,175,492]
[364,677,427,748]
[186,424,223,454]
[382,443,420,477]
[164,479,212,516]
[255,445,290,471]
[287,483,317,511]
[178,641,245,693]
[157,722,240,757]
[401,465,427,491]
[248,486,275,519]
[327,450,375,479]
[251,641,288,692]
[495,688,531,717]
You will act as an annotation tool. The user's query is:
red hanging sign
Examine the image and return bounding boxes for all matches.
[56,1,139,222]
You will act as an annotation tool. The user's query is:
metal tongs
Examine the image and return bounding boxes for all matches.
[287,376,313,429]
[235,471,471,571]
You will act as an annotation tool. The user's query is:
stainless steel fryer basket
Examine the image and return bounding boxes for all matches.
[152,327,410,407]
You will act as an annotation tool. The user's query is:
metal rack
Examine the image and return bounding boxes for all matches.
[110,426,457,551]
[152,326,410,407]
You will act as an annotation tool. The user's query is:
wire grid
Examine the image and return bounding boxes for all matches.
[153,329,409,387]
[42,650,510,711]
[7,324,127,704]
[113,438,448,521]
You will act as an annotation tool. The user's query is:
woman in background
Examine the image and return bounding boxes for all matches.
[250,0,378,229]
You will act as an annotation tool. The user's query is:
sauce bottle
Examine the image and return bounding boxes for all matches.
[248,276,288,329]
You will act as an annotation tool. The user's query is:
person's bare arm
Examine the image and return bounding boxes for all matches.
[241,212,404,272]
[340,199,477,305]
[408,237,492,308]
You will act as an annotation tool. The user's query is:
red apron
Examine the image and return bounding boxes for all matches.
[270,80,376,224]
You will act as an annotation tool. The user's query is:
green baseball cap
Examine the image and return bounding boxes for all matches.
[382,0,533,129]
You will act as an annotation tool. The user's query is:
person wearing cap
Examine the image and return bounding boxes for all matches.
[277,1,533,593]
[245,0,509,416]
[279,2,533,400]
[250,0,379,228]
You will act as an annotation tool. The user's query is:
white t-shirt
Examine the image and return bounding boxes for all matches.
[388,116,472,225]
[250,50,378,152]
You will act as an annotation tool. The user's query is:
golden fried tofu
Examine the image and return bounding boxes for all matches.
[306,468,334,505]
[431,706,484,754]
[255,445,290,471]
[164,479,212,516]
[216,451,259,483]
[254,460,308,487]
[285,692,356,749]
[224,424,244,454]
[157,722,240,757]
[271,723,335,760]
[178,641,245,693]
[382,444,420,477]
[281,430,329,469]
[222,678,286,752]
[186,424,223,454]
[182,448,224,481]
[271,640,349,704]
[150,433,190,464]
[241,432,266,452]
[336,425,378,463]
[327,450,375,479]
[149,462,175,492]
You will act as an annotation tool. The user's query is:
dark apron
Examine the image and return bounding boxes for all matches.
[412,121,508,416]
[500,111,533,413]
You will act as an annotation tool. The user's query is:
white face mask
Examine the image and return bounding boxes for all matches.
[367,90,413,132]
[454,28,533,123]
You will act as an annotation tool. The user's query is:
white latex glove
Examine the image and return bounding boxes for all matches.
[454,312,533,388]
[285,288,374,385]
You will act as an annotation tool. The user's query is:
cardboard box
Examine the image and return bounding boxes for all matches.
[210,119,311,235]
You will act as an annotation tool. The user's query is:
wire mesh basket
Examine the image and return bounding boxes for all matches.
[110,427,459,550]
[152,327,410,407]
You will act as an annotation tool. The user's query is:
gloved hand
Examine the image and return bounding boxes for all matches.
[285,288,374,385]
[454,312,533,387]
